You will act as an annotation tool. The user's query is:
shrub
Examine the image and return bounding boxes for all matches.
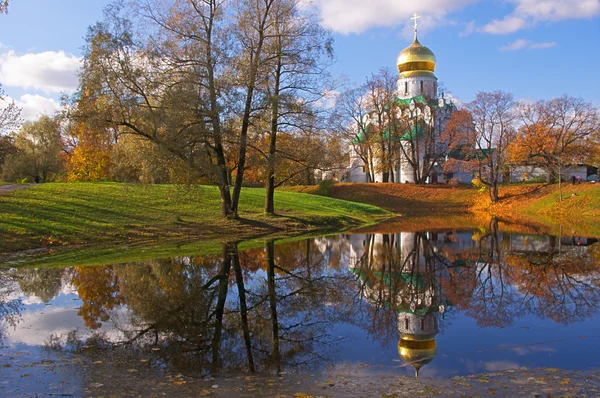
[448,178,460,187]
[471,177,487,194]
[315,179,334,196]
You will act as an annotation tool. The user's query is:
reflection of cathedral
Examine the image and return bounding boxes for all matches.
[347,232,462,376]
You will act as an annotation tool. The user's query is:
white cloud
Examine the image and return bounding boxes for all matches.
[529,41,557,49]
[483,16,527,34]
[499,38,529,51]
[0,93,61,122]
[499,39,557,51]
[306,0,478,34]
[459,20,477,37]
[0,50,81,94]
[482,0,600,34]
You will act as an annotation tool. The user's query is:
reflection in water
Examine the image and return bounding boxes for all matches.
[0,269,23,343]
[1,224,600,378]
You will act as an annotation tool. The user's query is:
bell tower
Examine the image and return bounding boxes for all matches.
[396,14,438,99]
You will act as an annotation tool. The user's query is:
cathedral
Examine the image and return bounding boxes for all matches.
[346,16,467,184]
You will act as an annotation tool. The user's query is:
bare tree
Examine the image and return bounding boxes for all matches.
[334,86,377,182]
[0,85,21,135]
[468,91,515,202]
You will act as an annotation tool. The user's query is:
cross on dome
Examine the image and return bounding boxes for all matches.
[411,13,420,38]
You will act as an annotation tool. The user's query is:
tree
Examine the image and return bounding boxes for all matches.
[0,85,22,173]
[364,68,401,182]
[0,85,21,134]
[510,96,600,184]
[467,91,515,202]
[0,1,9,14]
[396,92,453,184]
[258,0,333,214]
[74,1,297,219]
[2,115,63,182]
[334,86,377,182]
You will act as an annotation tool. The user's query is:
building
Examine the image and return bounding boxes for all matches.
[345,17,462,184]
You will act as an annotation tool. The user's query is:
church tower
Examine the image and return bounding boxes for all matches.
[396,14,437,100]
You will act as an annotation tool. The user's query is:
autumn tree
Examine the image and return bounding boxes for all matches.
[441,109,479,180]
[2,115,63,182]
[257,0,334,214]
[75,1,296,218]
[364,68,402,182]
[510,96,599,183]
[467,91,516,202]
[334,86,377,182]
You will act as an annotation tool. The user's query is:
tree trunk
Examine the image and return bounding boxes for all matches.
[266,240,281,373]
[211,243,233,374]
[265,53,282,215]
[231,2,272,218]
[232,246,255,372]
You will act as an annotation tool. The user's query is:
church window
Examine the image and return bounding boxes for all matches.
[421,319,425,330]
[405,318,409,329]
[404,81,408,95]
[420,81,424,94]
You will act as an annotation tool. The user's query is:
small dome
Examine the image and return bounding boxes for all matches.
[397,35,436,77]
[398,336,437,378]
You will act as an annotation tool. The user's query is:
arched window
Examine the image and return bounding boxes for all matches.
[420,81,424,94]
[404,81,408,95]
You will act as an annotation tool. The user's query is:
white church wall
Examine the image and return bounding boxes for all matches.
[397,76,437,99]
[510,165,549,182]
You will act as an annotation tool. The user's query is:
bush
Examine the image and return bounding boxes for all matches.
[315,179,334,196]
[471,177,487,193]
[448,178,460,187]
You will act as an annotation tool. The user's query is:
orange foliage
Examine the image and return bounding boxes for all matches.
[65,122,112,182]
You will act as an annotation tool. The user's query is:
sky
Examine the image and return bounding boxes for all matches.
[0,0,599,122]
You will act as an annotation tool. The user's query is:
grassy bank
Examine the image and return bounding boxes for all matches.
[291,182,600,236]
[0,182,390,263]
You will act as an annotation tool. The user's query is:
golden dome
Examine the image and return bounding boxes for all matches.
[398,336,437,378]
[397,35,436,78]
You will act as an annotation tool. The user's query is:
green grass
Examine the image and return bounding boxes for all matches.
[0,182,391,265]
[523,184,600,217]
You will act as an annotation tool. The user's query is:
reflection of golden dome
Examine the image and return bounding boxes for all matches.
[396,35,436,78]
[398,336,437,378]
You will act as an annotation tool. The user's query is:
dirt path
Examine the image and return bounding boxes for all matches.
[0,184,33,195]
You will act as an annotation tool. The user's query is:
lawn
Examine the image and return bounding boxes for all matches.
[0,182,390,261]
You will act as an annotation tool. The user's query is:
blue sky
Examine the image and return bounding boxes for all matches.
[1,0,599,121]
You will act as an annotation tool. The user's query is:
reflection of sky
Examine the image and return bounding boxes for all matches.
[5,292,126,348]
[2,231,600,378]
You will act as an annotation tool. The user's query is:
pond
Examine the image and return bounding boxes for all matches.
[1,218,600,388]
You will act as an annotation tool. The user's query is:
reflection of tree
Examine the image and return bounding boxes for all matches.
[14,229,600,378]
[446,218,600,328]
[506,245,600,324]
[0,270,23,343]
[72,266,121,329]
[16,268,65,303]
[36,238,356,375]
[459,218,518,328]
[245,238,357,373]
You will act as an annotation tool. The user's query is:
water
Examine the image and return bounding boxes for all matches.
[1,221,599,382]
